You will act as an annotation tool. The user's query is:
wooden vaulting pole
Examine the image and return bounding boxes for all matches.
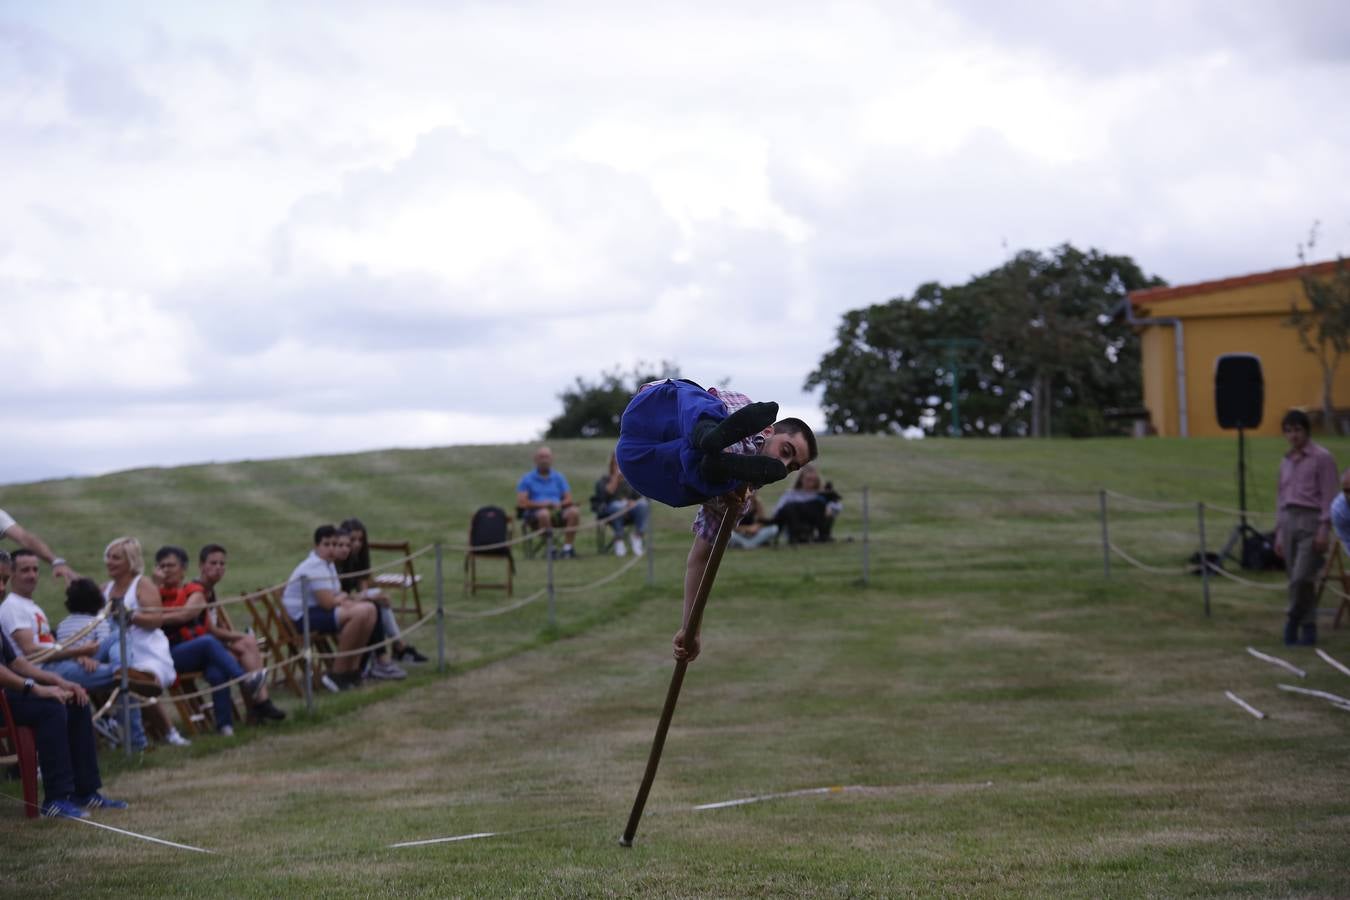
[620,486,748,848]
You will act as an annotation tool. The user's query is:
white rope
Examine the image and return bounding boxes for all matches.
[1246,646,1307,679]
[26,607,115,665]
[1107,542,1188,576]
[555,555,644,593]
[1224,691,1266,719]
[0,793,213,853]
[309,610,438,662]
[1208,564,1287,592]
[444,588,549,620]
[1102,489,1194,511]
[1316,648,1350,679]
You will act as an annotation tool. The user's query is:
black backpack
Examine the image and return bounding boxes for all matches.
[469,506,513,556]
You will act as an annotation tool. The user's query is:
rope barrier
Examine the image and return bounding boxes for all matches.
[444,588,549,620]
[309,611,438,663]
[1102,489,1194,511]
[26,606,115,664]
[1106,542,1188,576]
[555,555,644,593]
[1207,564,1286,592]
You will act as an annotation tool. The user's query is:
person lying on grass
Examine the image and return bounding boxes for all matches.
[616,378,817,662]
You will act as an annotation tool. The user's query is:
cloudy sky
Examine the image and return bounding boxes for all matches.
[4,1,1348,483]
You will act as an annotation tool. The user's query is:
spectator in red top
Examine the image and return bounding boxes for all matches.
[155,546,253,736]
[187,544,285,723]
[1273,409,1339,646]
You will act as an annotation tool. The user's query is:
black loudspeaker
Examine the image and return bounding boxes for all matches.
[1214,354,1264,430]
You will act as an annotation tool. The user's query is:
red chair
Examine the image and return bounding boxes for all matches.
[0,690,39,819]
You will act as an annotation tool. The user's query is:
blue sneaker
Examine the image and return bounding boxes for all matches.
[78,792,129,810]
[41,798,91,819]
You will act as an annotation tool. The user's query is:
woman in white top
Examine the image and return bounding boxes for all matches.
[103,537,189,748]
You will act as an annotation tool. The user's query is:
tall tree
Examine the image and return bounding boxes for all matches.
[1285,224,1350,435]
[805,244,1163,437]
[545,361,681,439]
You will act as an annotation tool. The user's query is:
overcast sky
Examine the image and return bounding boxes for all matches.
[4,1,1348,483]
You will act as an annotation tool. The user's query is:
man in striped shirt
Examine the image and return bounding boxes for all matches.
[617,379,817,662]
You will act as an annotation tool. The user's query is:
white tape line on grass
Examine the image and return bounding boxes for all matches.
[390,831,498,848]
[1316,648,1350,679]
[1278,682,1350,711]
[1224,690,1266,719]
[693,785,849,810]
[1246,647,1306,679]
[70,815,213,854]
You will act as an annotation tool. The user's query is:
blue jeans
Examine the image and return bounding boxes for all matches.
[45,632,120,691]
[604,498,650,538]
[3,689,102,802]
[170,636,244,729]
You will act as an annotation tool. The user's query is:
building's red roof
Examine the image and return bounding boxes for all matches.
[1130,259,1343,305]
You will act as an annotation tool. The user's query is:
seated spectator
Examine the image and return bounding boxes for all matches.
[280,525,379,690]
[47,578,162,696]
[329,526,407,679]
[771,465,843,544]
[728,495,779,550]
[1,627,128,818]
[517,446,582,558]
[102,536,187,750]
[591,453,649,557]
[156,545,267,737]
[189,543,286,723]
[0,551,116,692]
[338,518,427,664]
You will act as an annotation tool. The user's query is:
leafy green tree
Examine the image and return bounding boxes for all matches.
[1286,225,1350,434]
[805,244,1164,437]
[545,361,681,439]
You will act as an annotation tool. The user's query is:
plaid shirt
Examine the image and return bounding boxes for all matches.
[691,387,763,542]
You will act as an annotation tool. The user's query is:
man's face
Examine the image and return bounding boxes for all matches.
[200,551,227,586]
[534,448,553,474]
[0,561,11,594]
[317,536,336,561]
[1284,424,1310,453]
[760,430,811,475]
[155,555,185,588]
[11,555,39,597]
[333,534,352,562]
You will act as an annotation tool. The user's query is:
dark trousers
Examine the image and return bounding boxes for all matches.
[3,690,101,802]
[1280,506,1324,627]
[171,635,245,729]
[775,499,835,544]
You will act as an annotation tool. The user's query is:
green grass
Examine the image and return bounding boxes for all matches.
[3,435,1350,897]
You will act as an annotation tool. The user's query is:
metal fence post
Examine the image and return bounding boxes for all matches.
[646,519,655,587]
[435,542,446,672]
[862,485,870,586]
[300,575,313,714]
[1198,502,1211,618]
[546,529,557,628]
[1099,489,1111,578]
[118,600,131,760]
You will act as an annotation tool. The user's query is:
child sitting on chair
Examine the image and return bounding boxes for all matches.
[616,379,817,661]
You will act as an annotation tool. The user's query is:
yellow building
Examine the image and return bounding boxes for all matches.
[1128,260,1348,437]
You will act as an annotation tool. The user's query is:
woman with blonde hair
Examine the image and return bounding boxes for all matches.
[103,536,188,748]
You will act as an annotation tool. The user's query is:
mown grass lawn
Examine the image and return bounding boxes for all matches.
[2,434,1349,897]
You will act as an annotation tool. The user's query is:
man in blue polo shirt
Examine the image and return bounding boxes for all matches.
[517,446,582,558]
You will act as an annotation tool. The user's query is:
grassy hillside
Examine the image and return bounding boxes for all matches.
[3,434,1349,897]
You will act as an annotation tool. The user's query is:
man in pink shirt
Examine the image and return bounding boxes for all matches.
[1274,409,1339,646]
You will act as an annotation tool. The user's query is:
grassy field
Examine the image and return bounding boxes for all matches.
[2,434,1350,897]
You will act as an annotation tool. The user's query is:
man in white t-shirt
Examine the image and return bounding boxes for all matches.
[0,508,78,585]
[280,525,375,690]
[0,550,101,674]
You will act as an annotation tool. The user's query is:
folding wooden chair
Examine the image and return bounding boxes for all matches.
[368,540,424,620]
[244,587,311,697]
[1316,541,1350,629]
[0,691,39,819]
[168,671,214,736]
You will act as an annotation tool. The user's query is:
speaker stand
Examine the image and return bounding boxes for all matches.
[1219,426,1259,568]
